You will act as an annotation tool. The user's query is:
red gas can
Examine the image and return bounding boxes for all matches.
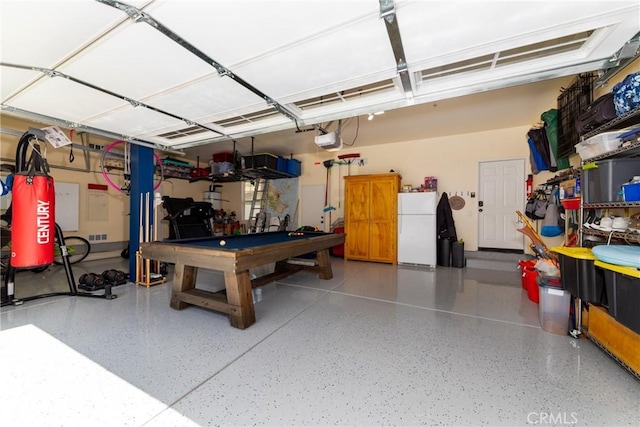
[330,226,344,257]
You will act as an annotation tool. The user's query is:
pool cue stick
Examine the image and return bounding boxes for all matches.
[146,192,150,243]
[152,193,160,273]
[292,199,299,231]
[145,192,150,284]
[136,193,143,283]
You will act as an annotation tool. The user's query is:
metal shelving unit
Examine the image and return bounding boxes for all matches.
[575,104,640,375]
[581,228,640,244]
[580,107,640,142]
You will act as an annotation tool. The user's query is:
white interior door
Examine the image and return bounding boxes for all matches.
[301,185,326,231]
[478,159,525,250]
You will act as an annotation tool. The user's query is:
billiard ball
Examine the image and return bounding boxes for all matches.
[219,240,226,246]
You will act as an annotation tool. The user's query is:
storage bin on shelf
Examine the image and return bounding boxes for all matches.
[210,161,234,174]
[581,158,640,204]
[594,260,640,334]
[276,156,287,173]
[621,178,640,202]
[241,153,278,170]
[574,130,624,160]
[537,276,570,335]
[212,152,235,163]
[561,198,581,210]
[286,158,302,176]
[551,247,604,303]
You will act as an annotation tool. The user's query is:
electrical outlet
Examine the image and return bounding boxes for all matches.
[358,158,367,166]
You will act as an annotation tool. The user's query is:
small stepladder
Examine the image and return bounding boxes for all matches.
[248,178,269,233]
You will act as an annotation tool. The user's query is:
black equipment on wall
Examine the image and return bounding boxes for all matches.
[556,73,595,159]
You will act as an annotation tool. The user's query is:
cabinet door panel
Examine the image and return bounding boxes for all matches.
[369,221,395,261]
[370,178,395,221]
[346,181,370,221]
[345,221,370,259]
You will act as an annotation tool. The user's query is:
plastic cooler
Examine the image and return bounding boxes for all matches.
[537,276,570,335]
[551,247,604,303]
[594,260,640,334]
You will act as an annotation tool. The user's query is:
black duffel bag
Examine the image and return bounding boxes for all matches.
[575,93,617,135]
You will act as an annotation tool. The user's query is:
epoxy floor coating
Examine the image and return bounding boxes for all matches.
[1,257,638,426]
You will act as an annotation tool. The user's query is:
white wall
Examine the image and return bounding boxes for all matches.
[293,126,534,251]
[0,114,210,245]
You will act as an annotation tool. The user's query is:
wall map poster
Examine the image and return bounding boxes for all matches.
[265,177,298,226]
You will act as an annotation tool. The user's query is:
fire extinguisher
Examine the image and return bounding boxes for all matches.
[526,174,533,198]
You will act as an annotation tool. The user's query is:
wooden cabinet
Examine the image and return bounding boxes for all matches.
[344,173,401,264]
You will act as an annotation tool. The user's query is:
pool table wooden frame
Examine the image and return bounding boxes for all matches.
[139,232,345,329]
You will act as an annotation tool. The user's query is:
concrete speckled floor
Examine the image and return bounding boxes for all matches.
[1,257,638,426]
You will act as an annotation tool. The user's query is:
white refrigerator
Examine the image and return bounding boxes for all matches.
[397,192,437,266]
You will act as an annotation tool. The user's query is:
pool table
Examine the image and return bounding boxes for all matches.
[139,231,345,329]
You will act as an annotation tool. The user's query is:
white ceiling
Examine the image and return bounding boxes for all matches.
[1,0,639,156]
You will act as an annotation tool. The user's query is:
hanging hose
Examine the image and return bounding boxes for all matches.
[100,140,163,193]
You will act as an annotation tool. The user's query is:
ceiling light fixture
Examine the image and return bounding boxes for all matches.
[368,111,385,120]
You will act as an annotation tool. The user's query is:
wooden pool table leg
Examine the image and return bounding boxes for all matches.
[170,263,197,310]
[316,248,333,280]
[224,270,256,329]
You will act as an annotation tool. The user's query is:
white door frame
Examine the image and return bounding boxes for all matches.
[477,158,526,251]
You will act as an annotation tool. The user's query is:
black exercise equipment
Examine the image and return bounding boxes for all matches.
[79,273,105,290]
[101,269,127,286]
[162,196,214,239]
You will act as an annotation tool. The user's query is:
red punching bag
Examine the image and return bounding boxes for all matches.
[11,143,55,268]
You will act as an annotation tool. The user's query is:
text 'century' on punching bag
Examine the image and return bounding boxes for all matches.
[11,141,55,268]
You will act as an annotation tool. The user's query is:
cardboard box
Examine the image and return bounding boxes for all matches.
[559,178,580,199]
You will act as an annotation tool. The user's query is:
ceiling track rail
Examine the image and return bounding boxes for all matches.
[1,62,226,138]
[594,31,640,88]
[96,0,300,123]
[379,0,413,99]
[0,105,185,155]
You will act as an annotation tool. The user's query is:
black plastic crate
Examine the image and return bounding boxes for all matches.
[241,153,278,170]
[596,260,640,334]
[552,247,604,303]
